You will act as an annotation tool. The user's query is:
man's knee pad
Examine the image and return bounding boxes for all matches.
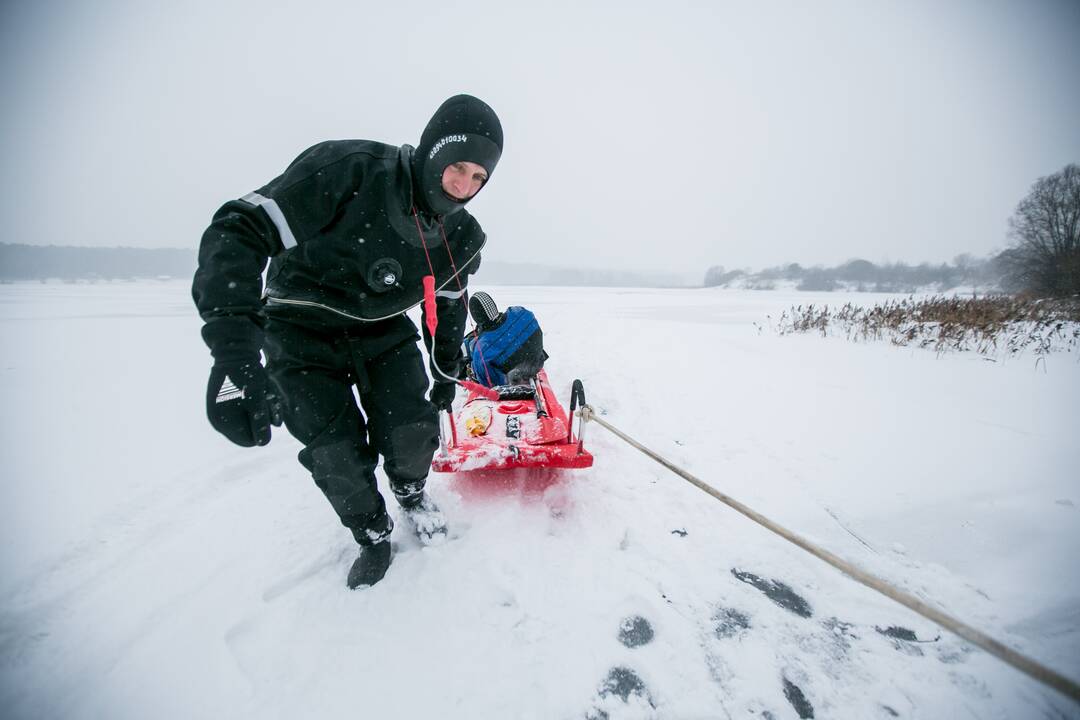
[385,417,440,482]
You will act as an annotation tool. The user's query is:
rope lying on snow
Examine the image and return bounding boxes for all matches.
[577,405,1080,705]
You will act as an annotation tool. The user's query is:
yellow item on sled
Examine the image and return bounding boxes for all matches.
[464,404,493,436]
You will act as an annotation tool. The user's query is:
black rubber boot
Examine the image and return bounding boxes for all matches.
[347,541,392,589]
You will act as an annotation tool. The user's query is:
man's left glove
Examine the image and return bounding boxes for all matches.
[205,361,283,447]
[429,381,457,412]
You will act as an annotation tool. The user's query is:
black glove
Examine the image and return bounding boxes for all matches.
[205,362,283,447]
[429,381,457,412]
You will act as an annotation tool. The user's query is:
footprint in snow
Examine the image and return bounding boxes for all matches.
[617,615,654,648]
[731,568,813,619]
[584,666,655,720]
[782,677,815,719]
[874,624,940,657]
[711,607,752,639]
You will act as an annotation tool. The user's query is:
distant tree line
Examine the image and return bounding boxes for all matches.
[705,162,1080,297]
[703,254,1004,293]
[0,243,196,281]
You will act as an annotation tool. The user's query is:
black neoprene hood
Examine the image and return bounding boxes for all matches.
[413,95,503,217]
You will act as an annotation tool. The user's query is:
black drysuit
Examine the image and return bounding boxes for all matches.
[192,139,484,544]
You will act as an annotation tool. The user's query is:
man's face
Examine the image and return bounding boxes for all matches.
[441,161,488,202]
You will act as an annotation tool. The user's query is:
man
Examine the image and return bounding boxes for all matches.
[465,291,547,387]
[192,95,502,589]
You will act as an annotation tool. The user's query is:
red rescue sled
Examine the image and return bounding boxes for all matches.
[431,370,593,473]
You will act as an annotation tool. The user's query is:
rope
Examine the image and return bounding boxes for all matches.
[577,405,1080,704]
[438,220,497,387]
[411,207,462,385]
[437,221,463,284]
[410,207,494,388]
[410,207,437,274]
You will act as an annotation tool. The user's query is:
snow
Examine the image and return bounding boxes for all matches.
[1,281,1078,719]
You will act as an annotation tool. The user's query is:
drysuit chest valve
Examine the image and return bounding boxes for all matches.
[366,258,403,293]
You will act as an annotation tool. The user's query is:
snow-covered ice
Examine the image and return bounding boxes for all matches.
[1,281,1078,719]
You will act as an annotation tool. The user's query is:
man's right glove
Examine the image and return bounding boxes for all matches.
[429,381,457,412]
[205,362,283,447]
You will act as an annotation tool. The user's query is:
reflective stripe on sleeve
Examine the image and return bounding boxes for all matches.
[435,287,467,300]
[242,192,298,249]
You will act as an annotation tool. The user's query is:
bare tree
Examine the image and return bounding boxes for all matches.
[1000,163,1080,296]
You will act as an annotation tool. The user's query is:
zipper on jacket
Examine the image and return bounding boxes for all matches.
[263,242,484,323]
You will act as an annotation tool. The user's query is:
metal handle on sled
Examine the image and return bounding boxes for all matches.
[438,409,457,455]
[531,377,548,419]
[567,379,587,453]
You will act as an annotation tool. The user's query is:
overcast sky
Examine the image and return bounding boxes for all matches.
[2,0,1078,275]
